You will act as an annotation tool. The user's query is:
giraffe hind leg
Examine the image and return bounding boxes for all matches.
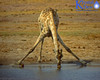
[17,33,46,65]
[57,34,87,65]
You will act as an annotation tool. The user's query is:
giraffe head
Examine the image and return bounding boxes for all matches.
[56,49,63,60]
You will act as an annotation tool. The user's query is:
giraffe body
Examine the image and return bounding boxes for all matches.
[38,8,62,67]
[17,8,87,69]
[38,8,59,37]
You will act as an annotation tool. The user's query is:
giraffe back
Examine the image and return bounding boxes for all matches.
[38,8,59,36]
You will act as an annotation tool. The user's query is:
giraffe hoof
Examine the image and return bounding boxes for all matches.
[12,62,24,68]
[79,60,87,66]
[13,61,24,68]
[20,63,24,68]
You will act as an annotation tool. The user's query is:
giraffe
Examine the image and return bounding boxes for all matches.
[16,8,87,69]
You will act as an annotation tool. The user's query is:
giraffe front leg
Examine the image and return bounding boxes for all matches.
[16,32,46,66]
[57,34,87,66]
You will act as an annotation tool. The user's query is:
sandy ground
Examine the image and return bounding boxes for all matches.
[0,0,100,65]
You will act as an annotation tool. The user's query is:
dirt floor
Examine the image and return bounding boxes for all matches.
[0,0,100,65]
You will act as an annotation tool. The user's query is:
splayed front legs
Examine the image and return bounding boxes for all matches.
[16,33,86,69]
[57,34,87,65]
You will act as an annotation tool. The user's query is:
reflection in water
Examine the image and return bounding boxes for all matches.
[0,64,100,80]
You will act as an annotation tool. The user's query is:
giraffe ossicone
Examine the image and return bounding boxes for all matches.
[17,8,87,69]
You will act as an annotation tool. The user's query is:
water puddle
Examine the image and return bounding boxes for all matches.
[0,64,100,80]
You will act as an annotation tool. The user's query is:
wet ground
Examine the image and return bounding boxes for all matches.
[0,63,100,80]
